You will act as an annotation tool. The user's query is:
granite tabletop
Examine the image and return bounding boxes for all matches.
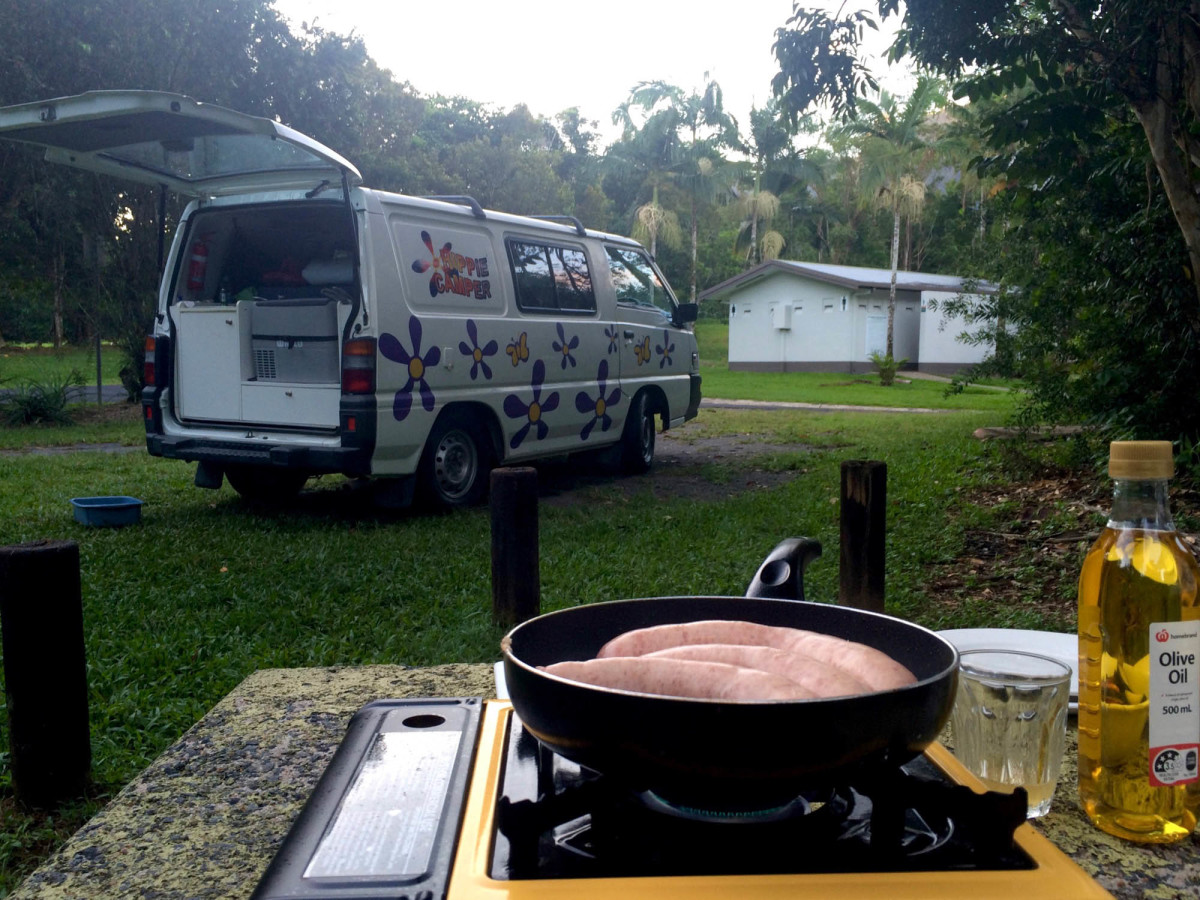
[10,664,1199,900]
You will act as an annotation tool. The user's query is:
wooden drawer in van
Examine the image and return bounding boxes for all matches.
[240,383,339,428]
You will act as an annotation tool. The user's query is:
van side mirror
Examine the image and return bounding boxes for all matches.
[674,303,698,326]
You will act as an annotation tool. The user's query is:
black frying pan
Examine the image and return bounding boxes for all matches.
[501,540,958,811]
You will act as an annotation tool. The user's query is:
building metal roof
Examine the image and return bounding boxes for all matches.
[698,260,996,301]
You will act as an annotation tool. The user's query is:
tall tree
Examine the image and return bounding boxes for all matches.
[615,76,739,299]
[734,100,821,266]
[608,93,684,260]
[834,78,943,359]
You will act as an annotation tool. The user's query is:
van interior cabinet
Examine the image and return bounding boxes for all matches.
[240,383,340,428]
[173,304,249,421]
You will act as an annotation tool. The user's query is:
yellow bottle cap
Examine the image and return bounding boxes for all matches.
[1109,440,1174,479]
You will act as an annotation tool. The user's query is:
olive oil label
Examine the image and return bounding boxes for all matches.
[1148,621,1200,787]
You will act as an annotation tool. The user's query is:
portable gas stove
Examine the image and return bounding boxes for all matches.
[250,698,1112,900]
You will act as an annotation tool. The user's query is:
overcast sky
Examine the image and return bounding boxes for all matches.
[272,0,912,147]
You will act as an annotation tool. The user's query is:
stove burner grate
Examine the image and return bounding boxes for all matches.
[636,786,824,823]
[491,716,1033,881]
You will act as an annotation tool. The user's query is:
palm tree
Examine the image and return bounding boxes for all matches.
[606,104,684,258]
[734,100,820,265]
[788,140,861,263]
[734,186,783,263]
[632,179,683,257]
[836,77,944,361]
[615,75,739,299]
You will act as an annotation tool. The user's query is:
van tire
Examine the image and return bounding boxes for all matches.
[225,465,309,502]
[620,392,655,474]
[419,411,492,508]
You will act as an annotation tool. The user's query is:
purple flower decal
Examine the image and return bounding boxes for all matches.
[458,319,497,381]
[503,359,560,449]
[553,322,579,369]
[575,359,621,440]
[380,316,441,421]
[656,329,675,369]
[604,324,620,354]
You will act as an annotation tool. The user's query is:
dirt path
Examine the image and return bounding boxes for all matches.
[533,426,816,506]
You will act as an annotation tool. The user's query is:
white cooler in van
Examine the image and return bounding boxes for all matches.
[251,299,340,384]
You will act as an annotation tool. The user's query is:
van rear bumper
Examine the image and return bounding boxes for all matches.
[146,434,372,476]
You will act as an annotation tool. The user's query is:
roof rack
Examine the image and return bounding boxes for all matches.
[422,195,486,219]
[531,214,586,236]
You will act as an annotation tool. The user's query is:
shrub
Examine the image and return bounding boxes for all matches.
[870,352,907,386]
[0,369,86,425]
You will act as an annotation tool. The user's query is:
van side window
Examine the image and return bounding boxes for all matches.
[605,246,673,319]
[507,239,596,314]
[554,246,595,312]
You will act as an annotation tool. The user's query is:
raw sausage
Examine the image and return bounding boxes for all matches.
[596,620,916,692]
[541,657,815,701]
[598,620,798,658]
[646,643,872,699]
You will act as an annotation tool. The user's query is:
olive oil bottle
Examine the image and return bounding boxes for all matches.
[1078,441,1200,842]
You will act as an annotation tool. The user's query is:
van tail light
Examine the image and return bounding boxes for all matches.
[342,337,376,394]
[144,335,157,386]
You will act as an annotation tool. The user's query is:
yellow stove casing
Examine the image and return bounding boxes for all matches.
[447,701,1113,900]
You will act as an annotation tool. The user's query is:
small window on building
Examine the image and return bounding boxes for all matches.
[841,296,848,311]
[730,304,737,316]
[507,238,596,314]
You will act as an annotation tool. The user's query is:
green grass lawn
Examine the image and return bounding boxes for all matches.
[0,343,126,387]
[0,333,1044,891]
[700,367,1015,411]
[693,321,1016,411]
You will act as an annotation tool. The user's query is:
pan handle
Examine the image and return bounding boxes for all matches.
[744,537,823,602]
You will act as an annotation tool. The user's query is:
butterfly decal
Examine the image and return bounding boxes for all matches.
[506,332,530,367]
[634,335,652,366]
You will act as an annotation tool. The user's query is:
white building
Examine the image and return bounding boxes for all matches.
[698,261,996,375]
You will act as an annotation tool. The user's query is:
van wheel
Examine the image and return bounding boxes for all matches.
[420,412,492,508]
[620,392,655,474]
[225,465,309,502]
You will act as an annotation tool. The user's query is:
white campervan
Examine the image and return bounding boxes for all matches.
[0,91,701,506]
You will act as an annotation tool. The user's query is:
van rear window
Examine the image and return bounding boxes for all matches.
[507,239,595,314]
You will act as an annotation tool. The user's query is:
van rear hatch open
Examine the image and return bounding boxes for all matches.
[0,90,368,443]
[0,90,360,195]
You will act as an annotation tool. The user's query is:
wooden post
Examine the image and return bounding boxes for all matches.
[95,331,103,405]
[490,467,540,627]
[839,460,887,613]
[0,540,91,807]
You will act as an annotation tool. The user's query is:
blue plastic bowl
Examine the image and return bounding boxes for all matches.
[69,496,143,527]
